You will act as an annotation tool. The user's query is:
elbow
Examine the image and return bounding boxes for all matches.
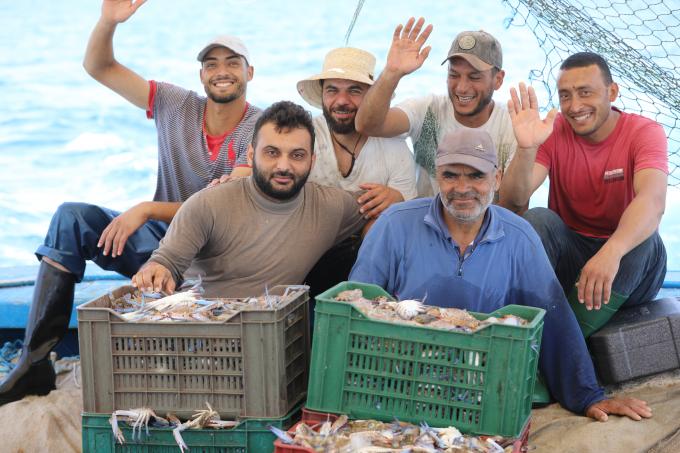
[354,115,371,136]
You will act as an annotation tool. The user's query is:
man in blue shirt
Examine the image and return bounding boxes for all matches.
[350,128,651,421]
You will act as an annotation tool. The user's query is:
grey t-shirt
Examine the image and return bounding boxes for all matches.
[150,81,261,202]
[149,177,366,297]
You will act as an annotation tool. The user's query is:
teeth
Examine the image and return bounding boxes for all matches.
[457,96,474,103]
[573,113,591,121]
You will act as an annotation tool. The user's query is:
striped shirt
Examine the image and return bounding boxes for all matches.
[148,81,261,202]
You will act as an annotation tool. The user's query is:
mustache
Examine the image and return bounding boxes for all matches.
[446,191,481,202]
[271,171,295,179]
[209,76,237,83]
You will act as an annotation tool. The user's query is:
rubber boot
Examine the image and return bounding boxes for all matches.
[0,261,75,406]
[567,286,628,338]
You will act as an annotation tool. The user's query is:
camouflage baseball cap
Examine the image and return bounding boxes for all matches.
[441,30,502,71]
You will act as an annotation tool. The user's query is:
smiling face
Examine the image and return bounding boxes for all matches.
[199,47,253,104]
[321,78,369,135]
[250,122,315,200]
[446,57,504,126]
[557,64,619,142]
[437,163,499,224]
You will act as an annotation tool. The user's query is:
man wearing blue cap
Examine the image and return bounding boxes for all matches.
[0,0,259,406]
[350,127,652,422]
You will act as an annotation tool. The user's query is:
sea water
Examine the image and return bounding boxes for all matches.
[0,0,678,270]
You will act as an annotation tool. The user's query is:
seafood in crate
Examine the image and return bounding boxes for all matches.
[333,288,528,331]
[306,282,545,437]
[77,284,310,419]
[272,412,529,452]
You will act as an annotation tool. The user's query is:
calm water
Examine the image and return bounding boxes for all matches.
[0,0,678,270]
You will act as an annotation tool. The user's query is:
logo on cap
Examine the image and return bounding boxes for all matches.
[458,35,476,50]
[475,144,485,152]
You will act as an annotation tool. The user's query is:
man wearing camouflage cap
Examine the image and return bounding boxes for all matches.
[356,17,516,197]
[350,127,652,423]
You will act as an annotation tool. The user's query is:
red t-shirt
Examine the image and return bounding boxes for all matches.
[536,108,668,238]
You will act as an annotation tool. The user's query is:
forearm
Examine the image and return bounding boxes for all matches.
[83,18,118,78]
[498,146,539,212]
[601,194,664,260]
[139,201,183,224]
[355,70,402,136]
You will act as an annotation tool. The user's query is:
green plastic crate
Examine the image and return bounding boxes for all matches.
[82,403,301,453]
[306,282,545,438]
[78,285,310,419]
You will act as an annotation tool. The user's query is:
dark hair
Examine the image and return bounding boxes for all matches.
[252,101,315,151]
[560,52,613,85]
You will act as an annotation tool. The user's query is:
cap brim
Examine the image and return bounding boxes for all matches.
[436,153,496,173]
[296,70,374,109]
[441,53,494,71]
[197,44,249,65]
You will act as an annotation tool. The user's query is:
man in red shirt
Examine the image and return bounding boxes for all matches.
[499,51,667,339]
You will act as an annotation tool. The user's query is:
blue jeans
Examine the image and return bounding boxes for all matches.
[524,207,666,305]
[35,202,168,282]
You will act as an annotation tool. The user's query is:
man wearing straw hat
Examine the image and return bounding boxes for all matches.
[356,18,516,197]
[297,47,418,295]
[350,127,653,422]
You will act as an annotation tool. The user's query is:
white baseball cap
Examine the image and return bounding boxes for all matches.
[196,35,251,65]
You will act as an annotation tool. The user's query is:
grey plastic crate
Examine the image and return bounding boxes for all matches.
[77,285,310,419]
[588,297,680,384]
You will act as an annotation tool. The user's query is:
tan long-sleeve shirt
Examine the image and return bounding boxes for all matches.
[149,176,366,297]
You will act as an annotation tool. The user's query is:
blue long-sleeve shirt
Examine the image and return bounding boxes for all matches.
[349,196,605,414]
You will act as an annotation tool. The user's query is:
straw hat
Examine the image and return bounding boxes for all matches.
[297,47,376,109]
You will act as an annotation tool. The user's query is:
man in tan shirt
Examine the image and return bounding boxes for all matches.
[132,101,366,297]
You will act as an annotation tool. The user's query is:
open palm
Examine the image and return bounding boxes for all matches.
[385,17,433,76]
[101,0,147,24]
[507,83,557,148]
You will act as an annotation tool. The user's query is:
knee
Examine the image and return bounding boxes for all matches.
[523,207,560,234]
[53,202,102,223]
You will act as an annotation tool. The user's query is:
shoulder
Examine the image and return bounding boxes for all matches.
[304,182,353,203]
[382,197,432,221]
[490,205,543,247]
[156,82,200,104]
[619,110,664,135]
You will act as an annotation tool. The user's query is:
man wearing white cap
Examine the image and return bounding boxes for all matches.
[0,0,259,406]
[350,127,653,423]
[356,18,516,197]
[296,47,417,295]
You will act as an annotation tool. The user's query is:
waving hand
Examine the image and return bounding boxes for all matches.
[507,83,557,149]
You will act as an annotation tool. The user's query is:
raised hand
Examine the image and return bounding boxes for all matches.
[507,83,557,149]
[101,0,147,25]
[385,17,433,77]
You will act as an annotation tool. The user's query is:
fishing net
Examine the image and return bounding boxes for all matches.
[502,0,680,185]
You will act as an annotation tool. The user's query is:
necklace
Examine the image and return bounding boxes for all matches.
[331,132,362,178]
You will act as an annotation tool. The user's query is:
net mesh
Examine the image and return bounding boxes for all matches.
[502,0,680,185]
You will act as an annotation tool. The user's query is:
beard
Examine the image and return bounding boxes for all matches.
[252,159,310,201]
[204,79,245,104]
[441,187,495,224]
[322,104,357,135]
[451,87,495,118]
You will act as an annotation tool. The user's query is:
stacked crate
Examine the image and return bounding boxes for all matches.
[77,284,310,453]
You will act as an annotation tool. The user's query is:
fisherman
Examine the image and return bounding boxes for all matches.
[0,0,259,405]
[132,101,366,297]
[296,47,417,294]
[349,127,653,421]
[499,52,668,337]
[355,18,516,197]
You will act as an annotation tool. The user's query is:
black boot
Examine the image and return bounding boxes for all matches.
[0,261,75,406]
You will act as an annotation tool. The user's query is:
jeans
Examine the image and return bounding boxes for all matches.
[524,207,666,306]
[35,202,168,282]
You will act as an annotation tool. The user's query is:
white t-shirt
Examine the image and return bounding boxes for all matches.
[308,116,418,200]
[396,94,517,196]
